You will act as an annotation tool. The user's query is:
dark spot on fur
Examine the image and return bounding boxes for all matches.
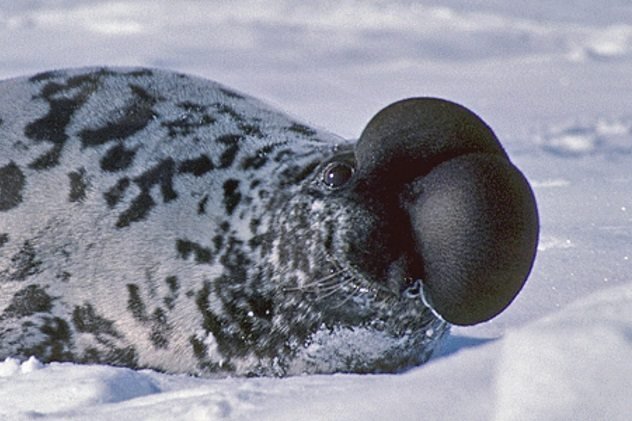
[34,317,74,362]
[218,238,249,286]
[116,158,176,228]
[323,228,334,252]
[176,239,214,264]
[241,144,282,170]
[100,143,137,172]
[163,276,179,310]
[3,241,42,281]
[149,307,171,349]
[116,192,155,228]
[127,69,154,77]
[79,84,158,146]
[189,334,236,373]
[280,160,320,187]
[126,284,148,322]
[57,271,72,282]
[104,178,130,208]
[197,195,209,215]
[258,189,270,200]
[28,70,61,82]
[241,154,267,170]
[221,146,239,168]
[26,74,100,169]
[213,234,224,251]
[161,102,216,137]
[217,134,243,168]
[2,285,54,319]
[126,283,174,350]
[248,233,268,250]
[134,158,177,201]
[0,162,25,211]
[189,335,207,360]
[179,101,205,112]
[68,168,88,203]
[249,218,261,234]
[223,179,241,215]
[288,122,317,137]
[220,145,239,168]
[178,155,214,176]
[29,144,64,169]
[0,233,8,248]
[194,280,238,357]
[238,123,263,138]
[81,345,139,368]
[72,303,121,338]
[213,104,243,121]
[14,316,75,363]
[166,275,179,291]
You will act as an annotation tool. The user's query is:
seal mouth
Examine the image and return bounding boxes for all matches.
[281,250,449,376]
[284,245,429,318]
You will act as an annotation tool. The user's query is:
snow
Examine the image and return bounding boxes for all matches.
[1,0,631,419]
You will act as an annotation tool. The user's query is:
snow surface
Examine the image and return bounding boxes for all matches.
[1,0,631,419]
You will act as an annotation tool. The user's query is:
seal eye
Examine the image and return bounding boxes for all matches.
[322,162,354,189]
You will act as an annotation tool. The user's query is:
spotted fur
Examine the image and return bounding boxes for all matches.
[0,67,449,376]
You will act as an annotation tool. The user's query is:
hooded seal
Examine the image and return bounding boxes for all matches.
[0,67,538,376]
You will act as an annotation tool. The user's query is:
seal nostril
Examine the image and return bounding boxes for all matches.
[322,161,354,189]
[401,278,421,298]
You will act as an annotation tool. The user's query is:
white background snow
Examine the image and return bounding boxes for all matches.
[1,1,631,419]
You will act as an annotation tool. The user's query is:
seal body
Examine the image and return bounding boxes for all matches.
[0,68,538,376]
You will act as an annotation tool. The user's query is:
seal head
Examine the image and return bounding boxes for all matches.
[245,98,538,374]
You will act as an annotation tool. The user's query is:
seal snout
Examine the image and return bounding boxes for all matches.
[354,98,539,326]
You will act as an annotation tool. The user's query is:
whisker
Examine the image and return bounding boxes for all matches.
[313,281,344,296]
[284,246,383,307]
[283,269,345,292]
[317,271,359,301]
[330,282,363,309]
[315,273,352,300]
